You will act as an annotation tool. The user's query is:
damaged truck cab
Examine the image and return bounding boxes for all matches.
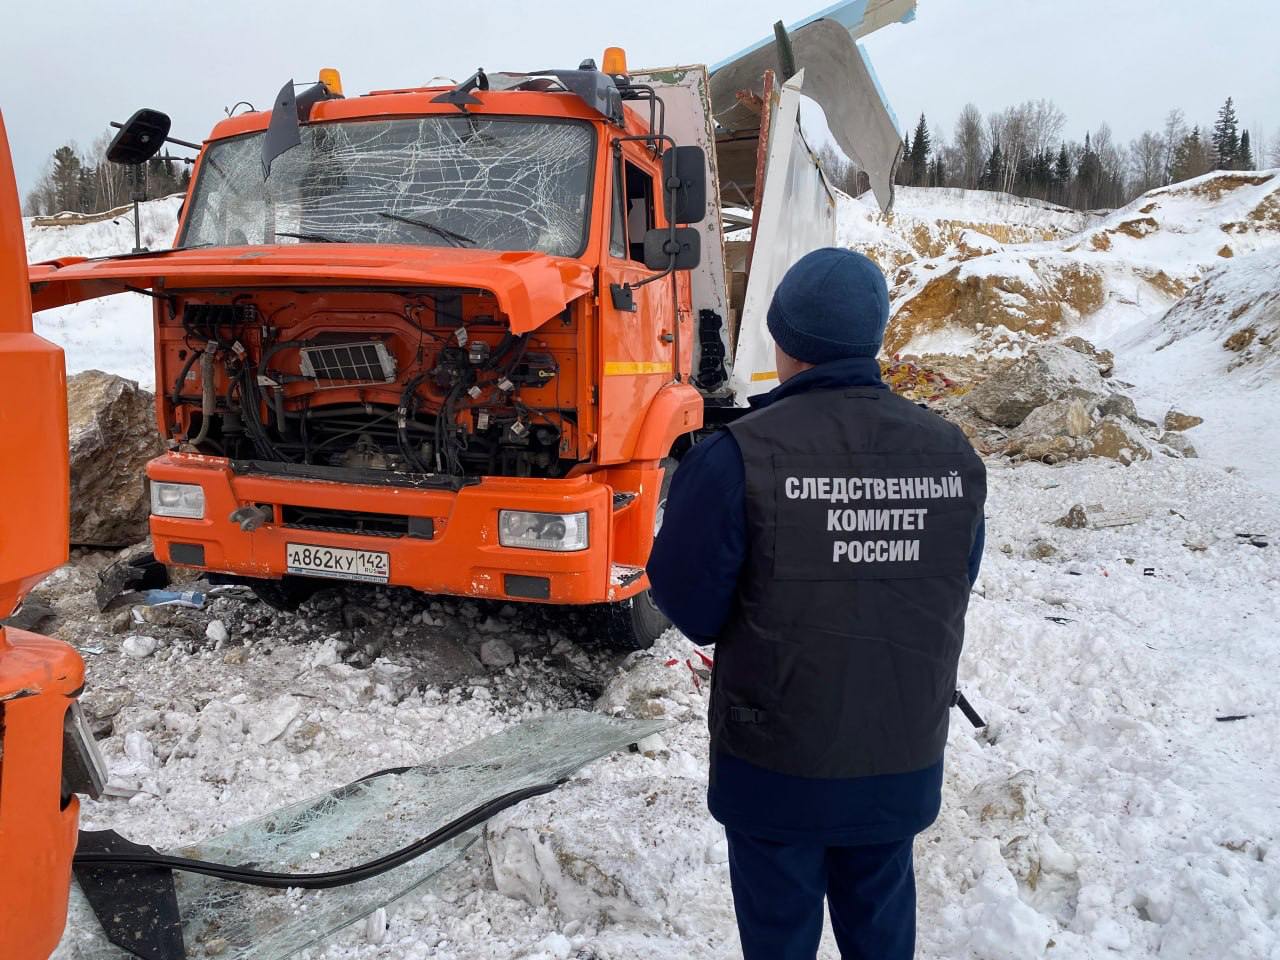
[28,7,909,649]
[31,61,711,647]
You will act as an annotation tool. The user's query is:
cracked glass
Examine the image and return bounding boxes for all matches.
[181,116,595,257]
[54,710,665,960]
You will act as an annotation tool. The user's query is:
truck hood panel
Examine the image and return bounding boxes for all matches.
[28,245,593,334]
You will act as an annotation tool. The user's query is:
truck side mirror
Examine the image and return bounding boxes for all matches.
[643,226,700,271]
[663,145,707,224]
[106,109,172,165]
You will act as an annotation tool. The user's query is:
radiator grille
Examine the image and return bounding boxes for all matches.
[281,505,433,539]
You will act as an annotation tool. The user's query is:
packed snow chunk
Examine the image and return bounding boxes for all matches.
[121,634,159,659]
[963,343,1107,427]
[363,907,388,945]
[487,776,712,923]
[248,694,304,745]
[596,640,710,721]
[205,619,229,645]
[951,839,1056,960]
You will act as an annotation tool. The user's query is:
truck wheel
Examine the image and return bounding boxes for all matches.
[598,457,677,650]
[249,576,321,612]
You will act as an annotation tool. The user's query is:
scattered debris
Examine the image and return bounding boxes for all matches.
[121,635,159,659]
[1026,540,1059,560]
[205,619,229,645]
[94,549,169,610]
[0,597,55,631]
[144,589,206,608]
[1054,505,1089,529]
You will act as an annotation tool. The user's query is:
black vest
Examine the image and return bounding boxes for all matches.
[714,386,986,779]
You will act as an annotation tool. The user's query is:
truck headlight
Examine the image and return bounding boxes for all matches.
[499,510,588,552]
[150,481,205,519]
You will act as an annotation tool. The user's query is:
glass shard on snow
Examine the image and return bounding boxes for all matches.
[54,710,666,960]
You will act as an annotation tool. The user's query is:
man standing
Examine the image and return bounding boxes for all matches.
[647,248,985,960]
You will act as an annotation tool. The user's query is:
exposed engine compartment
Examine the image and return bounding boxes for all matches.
[159,288,580,481]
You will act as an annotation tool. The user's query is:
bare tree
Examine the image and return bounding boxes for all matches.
[953,103,984,189]
[1128,130,1166,195]
[1161,108,1187,184]
[1024,99,1066,157]
[89,130,130,209]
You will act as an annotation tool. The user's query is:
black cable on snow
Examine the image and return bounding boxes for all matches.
[73,778,566,890]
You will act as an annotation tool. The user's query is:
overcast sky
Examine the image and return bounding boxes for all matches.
[2,0,1277,196]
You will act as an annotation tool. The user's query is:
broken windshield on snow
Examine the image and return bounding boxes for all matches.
[179,116,595,256]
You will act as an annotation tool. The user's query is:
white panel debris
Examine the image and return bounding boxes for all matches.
[729,72,837,403]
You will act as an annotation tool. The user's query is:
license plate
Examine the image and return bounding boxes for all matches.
[286,543,389,583]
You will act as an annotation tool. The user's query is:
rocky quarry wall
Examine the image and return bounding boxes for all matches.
[67,370,164,546]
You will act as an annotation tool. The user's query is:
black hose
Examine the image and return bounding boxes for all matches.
[72,779,565,890]
[169,349,203,408]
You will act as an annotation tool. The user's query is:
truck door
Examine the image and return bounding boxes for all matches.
[597,144,678,463]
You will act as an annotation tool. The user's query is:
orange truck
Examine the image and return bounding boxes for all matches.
[0,110,106,958]
[24,22,907,649]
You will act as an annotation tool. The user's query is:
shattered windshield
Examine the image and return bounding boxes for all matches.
[180,116,595,257]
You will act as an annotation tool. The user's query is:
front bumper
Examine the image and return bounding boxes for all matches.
[147,453,646,605]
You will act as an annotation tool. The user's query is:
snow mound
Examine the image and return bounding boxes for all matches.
[24,196,181,389]
[839,186,1098,275]
[870,170,1280,355]
[1146,245,1280,381]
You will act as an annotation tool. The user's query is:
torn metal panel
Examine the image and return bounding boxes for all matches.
[54,710,665,960]
[709,1,914,212]
[728,72,837,403]
[710,0,917,70]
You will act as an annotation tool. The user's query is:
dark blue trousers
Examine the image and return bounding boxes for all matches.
[725,829,916,960]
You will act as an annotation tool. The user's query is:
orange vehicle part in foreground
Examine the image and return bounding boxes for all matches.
[0,112,83,958]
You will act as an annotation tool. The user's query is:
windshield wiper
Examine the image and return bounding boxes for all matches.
[273,231,356,244]
[377,211,475,248]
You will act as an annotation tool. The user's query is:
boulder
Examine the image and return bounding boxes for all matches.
[1085,417,1152,465]
[479,637,516,668]
[1059,336,1115,377]
[1004,399,1093,463]
[1160,431,1199,458]
[1163,409,1204,432]
[67,371,165,545]
[964,344,1107,427]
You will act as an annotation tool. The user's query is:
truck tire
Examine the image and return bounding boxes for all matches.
[598,457,677,650]
[249,576,321,612]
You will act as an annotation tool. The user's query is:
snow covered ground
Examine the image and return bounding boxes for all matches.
[27,190,1280,958]
[51,456,1280,960]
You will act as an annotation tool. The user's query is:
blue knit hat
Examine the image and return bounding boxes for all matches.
[766,248,889,363]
